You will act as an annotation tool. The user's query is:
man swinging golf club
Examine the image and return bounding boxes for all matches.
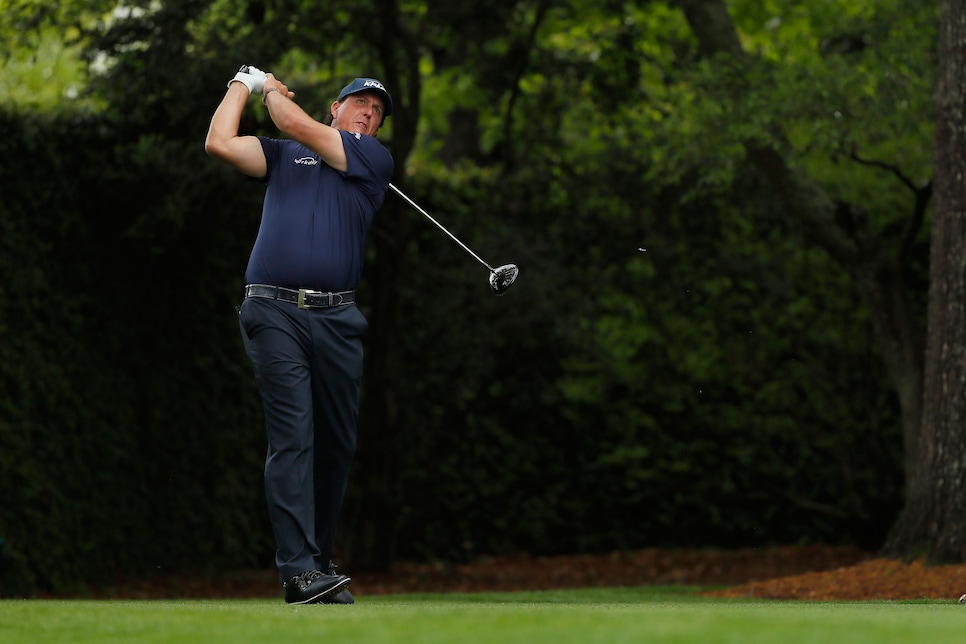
[205,65,394,604]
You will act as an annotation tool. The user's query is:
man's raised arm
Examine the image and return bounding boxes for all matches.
[205,66,270,178]
[261,73,349,173]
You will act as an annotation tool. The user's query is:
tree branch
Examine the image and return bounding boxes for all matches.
[849,152,933,264]
[675,0,746,59]
[849,151,918,192]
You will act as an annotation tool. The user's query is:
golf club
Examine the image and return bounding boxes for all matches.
[388,183,519,295]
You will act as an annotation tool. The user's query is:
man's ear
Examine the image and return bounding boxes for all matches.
[330,100,340,120]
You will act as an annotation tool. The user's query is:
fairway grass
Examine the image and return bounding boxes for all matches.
[2,587,965,643]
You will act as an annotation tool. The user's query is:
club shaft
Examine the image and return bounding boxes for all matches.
[389,183,495,273]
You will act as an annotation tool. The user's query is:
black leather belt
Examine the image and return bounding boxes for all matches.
[245,284,355,308]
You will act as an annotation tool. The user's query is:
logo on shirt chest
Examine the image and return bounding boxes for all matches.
[294,156,319,166]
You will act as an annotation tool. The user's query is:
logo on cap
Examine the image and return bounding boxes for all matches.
[363,80,386,91]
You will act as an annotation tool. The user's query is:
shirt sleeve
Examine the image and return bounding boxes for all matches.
[340,131,394,199]
[256,136,282,182]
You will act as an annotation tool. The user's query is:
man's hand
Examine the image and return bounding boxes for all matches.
[228,65,267,95]
[261,73,296,105]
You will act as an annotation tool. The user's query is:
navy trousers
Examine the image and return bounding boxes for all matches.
[238,296,367,583]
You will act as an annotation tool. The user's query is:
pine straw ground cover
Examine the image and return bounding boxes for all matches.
[43,545,966,602]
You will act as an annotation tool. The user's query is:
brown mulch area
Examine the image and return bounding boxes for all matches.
[704,556,966,601]
[49,544,966,601]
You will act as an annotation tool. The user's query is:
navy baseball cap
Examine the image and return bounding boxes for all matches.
[337,77,393,118]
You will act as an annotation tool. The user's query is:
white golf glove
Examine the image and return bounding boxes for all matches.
[228,65,267,94]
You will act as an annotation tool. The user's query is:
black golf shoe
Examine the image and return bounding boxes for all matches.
[320,588,355,604]
[283,569,350,605]
[320,561,355,604]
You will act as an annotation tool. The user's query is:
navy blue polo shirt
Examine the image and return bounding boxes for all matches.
[244,131,394,292]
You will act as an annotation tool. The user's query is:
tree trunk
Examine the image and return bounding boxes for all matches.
[881,0,966,562]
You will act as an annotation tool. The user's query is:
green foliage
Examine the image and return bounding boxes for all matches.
[385,0,913,560]
[388,126,902,560]
[0,29,94,111]
[655,0,936,220]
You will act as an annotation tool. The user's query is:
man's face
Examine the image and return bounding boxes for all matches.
[331,91,385,136]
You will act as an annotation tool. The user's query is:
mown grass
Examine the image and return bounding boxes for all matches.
[2,587,964,643]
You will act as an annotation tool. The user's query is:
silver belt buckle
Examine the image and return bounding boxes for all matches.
[297,288,323,308]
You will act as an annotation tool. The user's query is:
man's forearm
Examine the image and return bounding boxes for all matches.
[262,88,305,136]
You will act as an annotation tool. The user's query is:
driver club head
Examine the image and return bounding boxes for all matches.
[489,264,519,295]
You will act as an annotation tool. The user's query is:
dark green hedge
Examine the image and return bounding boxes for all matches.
[0,111,272,594]
[384,171,905,562]
[0,109,905,596]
